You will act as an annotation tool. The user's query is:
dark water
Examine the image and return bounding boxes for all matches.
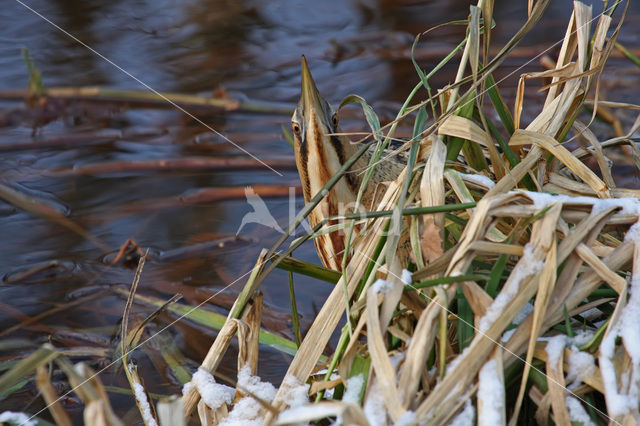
[0,0,639,421]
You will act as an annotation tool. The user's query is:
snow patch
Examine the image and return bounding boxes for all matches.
[389,351,406,370]
[448,399,475,426]
[566,396,595,426]
[500,303,534,343]
[372,278,394,295]
[446,347,470,374]
[277,404,331,425]
[394,410,417,426]
[513,302,534,325]
[520,191,558,210]
[237,364,277,401]
[220,398,264,426]
[182,380,194,396]
[625,220,640,245]
[133,382,158,426]
[545,335,566,366]
[0,412,36,426]
[478,243,544,333]
[599,217,640,417]
[342,374,364,404]
[275,374,309,408]
[478,359,504,425]
[401,269,413,285]
[363,380,386,426]
[500,328,516,343]
[516,191,640,217]
[566,350,596,388]
[186,368,235,411]
[600,302,640,415]
[220,365,277,426]
[461,172,496,189]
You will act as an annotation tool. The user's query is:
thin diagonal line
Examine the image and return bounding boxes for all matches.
[13,0,283,177]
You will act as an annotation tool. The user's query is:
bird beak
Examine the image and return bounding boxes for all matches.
[300,56,328,124]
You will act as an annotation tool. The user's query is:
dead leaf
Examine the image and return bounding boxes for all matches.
[421,219,444,263]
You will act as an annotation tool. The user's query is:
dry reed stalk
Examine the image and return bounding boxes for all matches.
[56,360,124,426]
[35,365,72,426]
[157,396,185,426]
[182,249,268,416]
[237,292,263,375]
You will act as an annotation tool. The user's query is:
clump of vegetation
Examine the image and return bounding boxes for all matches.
[2,0,640,425]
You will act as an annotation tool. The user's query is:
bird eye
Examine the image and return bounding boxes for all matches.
[292,122,301,135]
[331,113,339,127]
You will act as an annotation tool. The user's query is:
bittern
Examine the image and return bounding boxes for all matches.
[291,57,407,270]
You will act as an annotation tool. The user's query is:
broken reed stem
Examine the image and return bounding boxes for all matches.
[35,366,73,426]
[182,249,268,418]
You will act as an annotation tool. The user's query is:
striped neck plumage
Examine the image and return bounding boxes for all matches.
[291,56,362,204]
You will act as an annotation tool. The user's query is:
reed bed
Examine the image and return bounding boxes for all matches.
[175,1,640,425]
[2,0,640,425]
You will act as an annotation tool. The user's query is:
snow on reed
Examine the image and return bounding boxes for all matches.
[183,367,235,410]
[220,364,278,425]
[599,214,640,416]
[545,335,566,366]
[479,243,544,333]
[0,412,36,426]
[461,172,496,189]
[566,396,595,426]
[394,410,418,426]
[363,380,386,426]
[342,374,364,404]
[133,382,158,426]
[566,350,596,389]
[477,359,504,425]
[401,269,412,285]
[519,190,640,217]
[448,399,475,426]
[372,278,394,295]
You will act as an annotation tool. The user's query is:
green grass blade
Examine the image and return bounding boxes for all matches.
[413,106,428,140]
[615,41,640,67]
[0,344,58,397]
[288,271,302,346]
[456,284,474,350]
[339,94,382,142]
[273,254,341,284]
[281,124,295,149]
[347,355,371,403]
[334,202,477,221]
[446,91,488,171]
[486,73,515,135]
[408,274,489,290]
[22,48,44,97]
[125,292,299,357]
[485,253,508,297]
[411,35,433,96]
[563,305,575,338]
[478,110,539,191]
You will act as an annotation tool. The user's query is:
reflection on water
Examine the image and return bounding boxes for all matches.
[0,0,639,419]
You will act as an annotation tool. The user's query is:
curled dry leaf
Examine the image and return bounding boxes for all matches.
[420,219,444,263]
